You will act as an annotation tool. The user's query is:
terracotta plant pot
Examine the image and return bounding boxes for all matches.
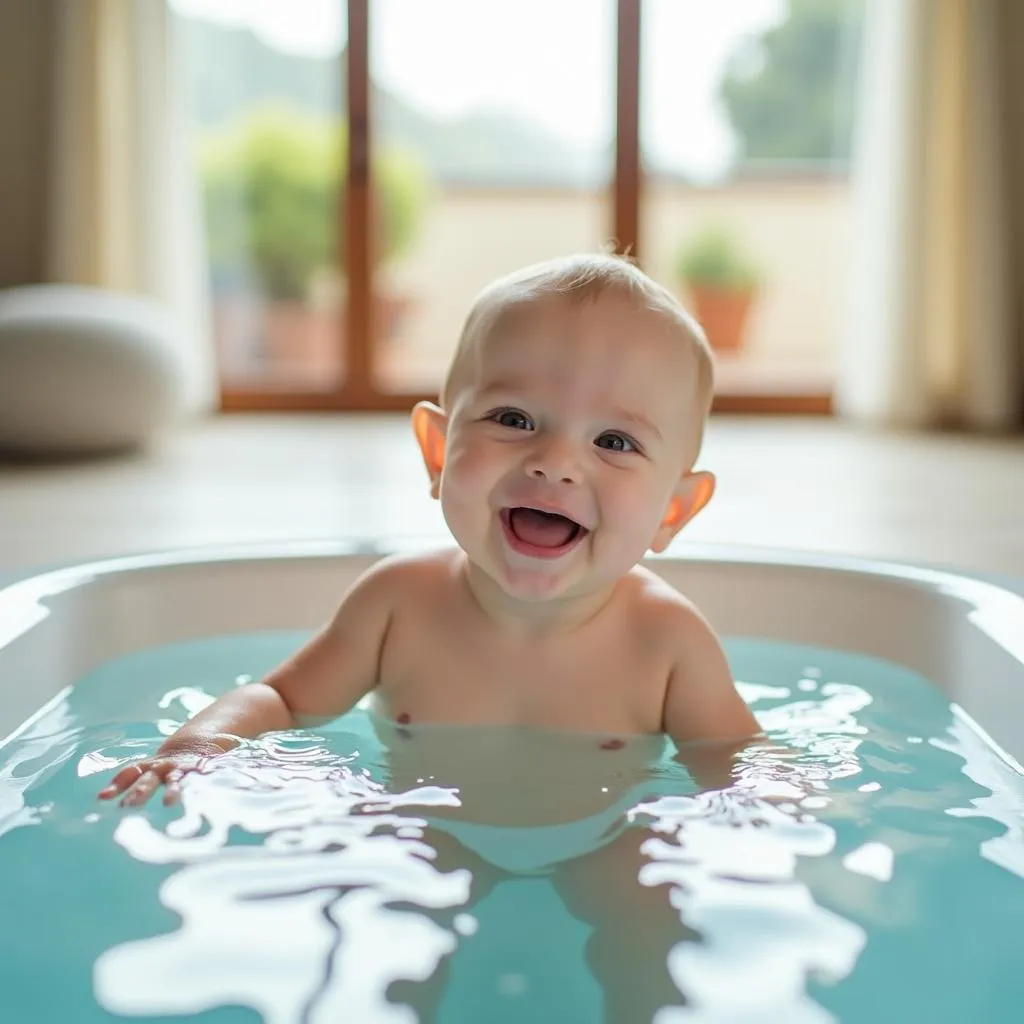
[213,292,413,383]
[686,284,756,354]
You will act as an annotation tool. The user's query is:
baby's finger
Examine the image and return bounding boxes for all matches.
[162,776,183,806]
[119,770,163,808]
[161,763,200,806]
[98,762,148,800]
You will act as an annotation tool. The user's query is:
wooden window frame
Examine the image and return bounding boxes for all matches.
[219,0,832,416]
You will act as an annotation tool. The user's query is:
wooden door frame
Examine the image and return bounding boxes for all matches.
[220,0,832,416]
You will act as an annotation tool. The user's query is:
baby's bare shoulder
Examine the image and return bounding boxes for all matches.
[620,564,713,640]
[349,547,462,599]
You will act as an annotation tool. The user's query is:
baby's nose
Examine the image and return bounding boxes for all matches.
[525,439,582,485]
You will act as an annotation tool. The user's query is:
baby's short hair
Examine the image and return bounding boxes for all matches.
[441,252,715,464]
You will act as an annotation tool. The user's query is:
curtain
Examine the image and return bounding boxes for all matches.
[47,0,216,415]
[836,0,1020,431]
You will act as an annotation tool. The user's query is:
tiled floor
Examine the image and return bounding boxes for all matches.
[1,414,1022,580]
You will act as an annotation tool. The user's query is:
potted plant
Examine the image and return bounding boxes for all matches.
[201,104,429,379]
[675,226,761,354]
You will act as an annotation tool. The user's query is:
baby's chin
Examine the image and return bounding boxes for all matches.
[498,571,579,603]
[489,556,630,607]
[460,530,646,606]
[462,550,580,604]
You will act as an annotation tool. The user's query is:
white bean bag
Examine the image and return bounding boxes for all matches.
[0,285,187,455]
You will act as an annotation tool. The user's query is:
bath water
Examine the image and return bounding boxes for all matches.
[2,634,1024,1023]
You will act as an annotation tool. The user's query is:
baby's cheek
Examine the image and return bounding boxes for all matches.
[444,445,503,503]
[438,456,490,540]
[609,489,662,534]
[602,495,667,561]
[442,441,481,483]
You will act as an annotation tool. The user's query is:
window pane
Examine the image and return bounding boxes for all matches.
[369,0,616,394]
[640,0,864,396]
[173,0,347,392]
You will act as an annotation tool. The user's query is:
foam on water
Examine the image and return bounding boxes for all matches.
[2,633,1024,1023]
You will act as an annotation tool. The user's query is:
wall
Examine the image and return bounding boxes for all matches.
[377,178,851,390]
[0,0,54,288]
[997,0,1024,409]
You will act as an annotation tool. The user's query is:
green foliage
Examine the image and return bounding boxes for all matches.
[675,227,760,291]
[719,0,863,164]
[199,104,429,300]
[363,144,429,277]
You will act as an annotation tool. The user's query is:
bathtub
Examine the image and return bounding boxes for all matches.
[1,540,1023,765]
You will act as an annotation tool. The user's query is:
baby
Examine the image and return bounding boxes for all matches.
[100,252,762,1019]
[101,251,757,805]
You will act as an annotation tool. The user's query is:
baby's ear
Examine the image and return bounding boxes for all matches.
[411,401,447,499]
[650,471,715,554]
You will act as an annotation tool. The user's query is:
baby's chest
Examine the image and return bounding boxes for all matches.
[375,617,672,734]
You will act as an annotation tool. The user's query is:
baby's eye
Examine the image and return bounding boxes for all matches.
[489,408,533,431]
[595,432,637,453]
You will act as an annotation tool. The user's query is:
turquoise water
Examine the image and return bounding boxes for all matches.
[2,635,1024,1023]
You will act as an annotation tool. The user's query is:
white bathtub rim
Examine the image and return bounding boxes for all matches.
[2,538,1024,778]
[2,536,1023,644]
[0,533,1020,590]
[2,537,1024,678]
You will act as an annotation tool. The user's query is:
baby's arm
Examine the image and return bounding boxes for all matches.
[661,603,762,790]
[100,557,397,806]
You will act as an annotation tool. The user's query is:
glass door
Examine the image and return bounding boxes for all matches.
[367,0,618,397]
[175,0,854,415]
[173,0,349,401]
[639,0,864,411]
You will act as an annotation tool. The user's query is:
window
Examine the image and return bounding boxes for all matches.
[640,0,863,410]
[173,0,348,394]
[369,0,616,395]
[173,0,864,413]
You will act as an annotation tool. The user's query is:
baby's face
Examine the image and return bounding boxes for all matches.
[438,294,702,603]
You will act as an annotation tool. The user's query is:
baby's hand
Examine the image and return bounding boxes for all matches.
[98,740,227,807]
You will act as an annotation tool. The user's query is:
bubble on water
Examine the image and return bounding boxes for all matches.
[158,687,216,718]
[76,750,123,778]
[843,842,894,882]
[737,682,791,703]
[454,913,478,936]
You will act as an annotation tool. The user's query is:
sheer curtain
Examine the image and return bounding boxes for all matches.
[47,0,216,414]
[837,0,1020,431]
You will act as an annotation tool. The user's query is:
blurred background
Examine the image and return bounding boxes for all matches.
[0,0,1021,579]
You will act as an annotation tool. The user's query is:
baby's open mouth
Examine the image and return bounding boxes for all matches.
[501,507,587,554]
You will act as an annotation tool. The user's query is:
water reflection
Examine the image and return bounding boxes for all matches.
[95,749,470,1022]
[9,635,1024,1023]
[84,676,878,1024]
[29,660,1021,1024]
[933,705,1024,879]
